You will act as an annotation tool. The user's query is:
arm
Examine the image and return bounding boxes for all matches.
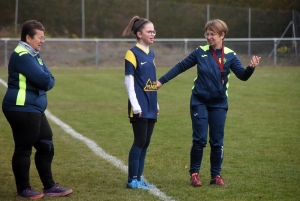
[16,54,54,91]
[124,75,142,114]
[41,62,55,91]
[230,55,261,81]
[158,49,198,85]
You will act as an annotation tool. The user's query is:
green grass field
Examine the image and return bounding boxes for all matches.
[0,67,299,201]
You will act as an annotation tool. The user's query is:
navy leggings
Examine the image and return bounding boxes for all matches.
[131,120,155,149]
[3,111,55,191]
[127,118,156,181]
[189,94,228,178]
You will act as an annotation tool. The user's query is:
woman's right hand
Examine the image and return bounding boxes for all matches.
[250,55,261,68]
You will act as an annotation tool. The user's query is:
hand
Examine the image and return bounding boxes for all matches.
[157,109,160,115]
[250,55,261,68]
[138,112,142,117]
[156,80,162,89]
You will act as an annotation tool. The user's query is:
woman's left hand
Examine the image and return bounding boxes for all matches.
[250,55,261,68]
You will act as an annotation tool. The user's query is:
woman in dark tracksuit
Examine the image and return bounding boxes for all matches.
[2,20,72,199]
[157,19,261,187]
[122,16,159,190]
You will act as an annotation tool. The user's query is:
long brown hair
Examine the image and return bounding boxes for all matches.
[122,16,151,37]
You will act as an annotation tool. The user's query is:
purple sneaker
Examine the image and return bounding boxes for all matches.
[43,183,73,197]
[17,187,44,199]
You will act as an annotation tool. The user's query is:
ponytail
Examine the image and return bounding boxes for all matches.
[122,16,150,37]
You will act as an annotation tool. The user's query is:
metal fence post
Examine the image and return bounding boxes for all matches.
[274,39,277,66]
[248,8,251,56]
[82,0,85,38]
[292,10,298,63]
[15,0,18,35]
[4,40,8,68]
[207,4,210,21]
[184,39,188,56]
[146,0,149,20]
[95,40,99,68]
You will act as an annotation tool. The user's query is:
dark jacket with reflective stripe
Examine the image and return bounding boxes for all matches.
[2,45,55,113]
[158,45,254,102]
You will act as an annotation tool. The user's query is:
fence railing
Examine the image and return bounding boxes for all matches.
[6,0,300,39]
[1,38,300,68]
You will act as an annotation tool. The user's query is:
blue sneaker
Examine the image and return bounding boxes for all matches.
[17,187,44,199]
[126,179,139,189]
[43,183,73,197]
[138,179,156,189]
[126,179,149,190]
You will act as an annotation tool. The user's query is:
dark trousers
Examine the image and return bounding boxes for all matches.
[3,111,55,191]
[189,94,228,178]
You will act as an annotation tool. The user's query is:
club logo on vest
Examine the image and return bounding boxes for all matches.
[144,79,157,91]
[218,58,227,64]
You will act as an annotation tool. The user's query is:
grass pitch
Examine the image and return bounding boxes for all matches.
[0,67,299,201]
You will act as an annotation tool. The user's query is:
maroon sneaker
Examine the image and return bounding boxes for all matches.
[190,173,202,187]
[210,175,226,187]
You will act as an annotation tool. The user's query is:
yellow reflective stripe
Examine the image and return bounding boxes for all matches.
[200,45,235,55]
[14,45,29,56]
[226,71,231,97]
[125,50,137,69]
[192,76,197,90]
[37,57,43,65]
[224,47,234,54]
[200,45,209,51]
[16,74,26,105]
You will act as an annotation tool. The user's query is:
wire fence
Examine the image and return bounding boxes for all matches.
[1,1,299,67]
[0,38,299,68]
[2,0,299,38]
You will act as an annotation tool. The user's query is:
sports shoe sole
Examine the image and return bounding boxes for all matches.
[191,182,202,187]
[44,189,73,197]
[17,194,44,199]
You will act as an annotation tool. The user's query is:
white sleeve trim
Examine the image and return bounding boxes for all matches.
[125,75,142,114]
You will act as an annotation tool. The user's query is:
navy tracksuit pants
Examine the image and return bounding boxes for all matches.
[189,94,228,178]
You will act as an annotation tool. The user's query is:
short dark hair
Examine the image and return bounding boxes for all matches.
[21,20,45,42]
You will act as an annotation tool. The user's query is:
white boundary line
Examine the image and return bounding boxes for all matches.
[0,78,7,88]
[0,78,176,201]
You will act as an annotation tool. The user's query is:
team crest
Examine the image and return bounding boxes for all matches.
[144,79,157,91]
[218,58,227,64]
